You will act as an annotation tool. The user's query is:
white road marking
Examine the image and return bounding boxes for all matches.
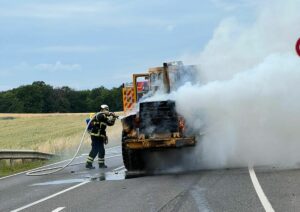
[190,185,211,212]
[5,147,122,211]
[120,168,126,172]
[248,166,275,212]
[80,153,88,156]
[113,165,125,172]
[0,145,121,180]
[10,181,89,212]
[106,154,122,159]
[106,145,121,150]
[52,207,65,212]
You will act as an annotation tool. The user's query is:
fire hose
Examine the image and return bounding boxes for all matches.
[26,113,120,176]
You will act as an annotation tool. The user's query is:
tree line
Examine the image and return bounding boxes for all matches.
[0,81,123,113]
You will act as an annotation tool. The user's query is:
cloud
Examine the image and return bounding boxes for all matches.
[210,0,256,11]
[13,61,81,72]
[34,46,106,53]
[0,1,219,29]
[0,85,13,91]
[33,61,81,72]
[166,25,175,32]
[0,69,12,77]
[0,2,118,19]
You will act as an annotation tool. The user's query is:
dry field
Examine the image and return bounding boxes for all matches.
[0,113,123,176]
[0,113,123,155]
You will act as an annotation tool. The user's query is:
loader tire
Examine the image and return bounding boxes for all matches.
[122,131,144,171]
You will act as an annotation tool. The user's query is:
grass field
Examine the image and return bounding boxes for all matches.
[0,160,46,177]
[0,113,89,153]
[0,113,123,176]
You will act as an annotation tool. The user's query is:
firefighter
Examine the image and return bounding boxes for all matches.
[86,104,117,169]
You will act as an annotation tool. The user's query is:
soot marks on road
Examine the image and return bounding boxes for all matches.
[86,169,151,181]
[30,172,127,186]
[36,168,200,186]
[124,169,203,179]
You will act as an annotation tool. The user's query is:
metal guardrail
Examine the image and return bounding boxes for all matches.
[0,150,55,160]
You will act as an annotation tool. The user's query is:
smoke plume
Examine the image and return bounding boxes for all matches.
[174,0,300,168]
[175,54,300,168]
[145,0,300,170]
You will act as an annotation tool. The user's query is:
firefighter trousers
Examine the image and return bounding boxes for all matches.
[86,135,105,164]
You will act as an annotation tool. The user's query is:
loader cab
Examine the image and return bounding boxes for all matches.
[133,67,171,102]
[133,74,150,102]
[123,61,198,113]
[149,68,166,93]
[148,61,197,94]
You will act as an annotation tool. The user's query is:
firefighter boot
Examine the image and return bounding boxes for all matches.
[86,156,95,169]
[85,162,95,169]
[98,158,107,168]
[99,163,107,168]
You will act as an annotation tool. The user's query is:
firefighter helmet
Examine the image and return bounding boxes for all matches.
[100,104,109,112]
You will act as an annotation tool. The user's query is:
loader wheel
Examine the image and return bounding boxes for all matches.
[122,131,144,171]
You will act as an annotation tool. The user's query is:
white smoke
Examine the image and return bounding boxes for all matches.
[175,53,300,168]
[183,0,300,82]
[173,0,300,168]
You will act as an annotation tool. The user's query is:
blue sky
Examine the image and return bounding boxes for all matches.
[0,0,254,91]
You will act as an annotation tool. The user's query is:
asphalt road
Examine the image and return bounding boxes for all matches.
[1,145,300,212]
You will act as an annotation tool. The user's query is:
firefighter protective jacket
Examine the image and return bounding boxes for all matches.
[89,112,115,137]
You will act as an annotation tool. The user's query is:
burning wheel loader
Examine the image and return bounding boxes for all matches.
[121,61,197,171]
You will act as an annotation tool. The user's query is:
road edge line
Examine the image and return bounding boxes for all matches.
[248,166,275,212]
[10,181,89,212]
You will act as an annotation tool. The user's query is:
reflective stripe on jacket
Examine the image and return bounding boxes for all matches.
[89,112,110,137]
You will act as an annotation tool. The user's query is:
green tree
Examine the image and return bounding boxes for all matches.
[0,82,123,113]
[0,92,24,112]
[13,81,55,113]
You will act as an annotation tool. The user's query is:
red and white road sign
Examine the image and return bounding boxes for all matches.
[296,38,300,57]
